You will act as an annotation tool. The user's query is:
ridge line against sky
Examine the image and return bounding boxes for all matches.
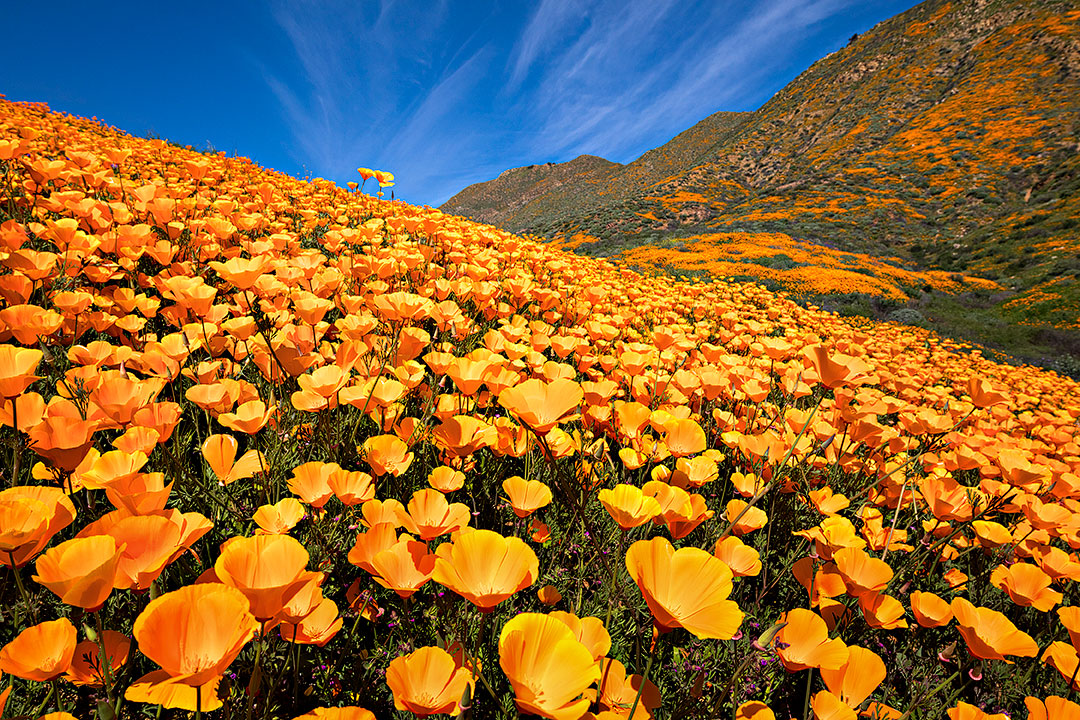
[3,0,920,207]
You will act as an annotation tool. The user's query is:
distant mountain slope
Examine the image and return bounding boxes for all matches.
[442,0,1080,327]
[441,154,618,227]
[441,111,751,229]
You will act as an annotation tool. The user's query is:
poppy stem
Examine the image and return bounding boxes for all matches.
[8,551,37,623]
[801,668,813,720]
[10,395,19,484]
[31,680,55,717]
[627,633,658,720]
[94,611,116,706]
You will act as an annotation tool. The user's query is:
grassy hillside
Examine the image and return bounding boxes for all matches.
[442,0,1080,340]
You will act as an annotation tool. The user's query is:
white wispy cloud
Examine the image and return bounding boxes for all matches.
[263,0,877,205]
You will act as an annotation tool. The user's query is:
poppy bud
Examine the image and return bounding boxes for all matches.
[753,620,788,651]
[82,623,98,643]
[938,641,956,663]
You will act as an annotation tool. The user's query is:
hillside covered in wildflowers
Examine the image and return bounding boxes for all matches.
[444,0,1080,358]
[1,89,1080,720]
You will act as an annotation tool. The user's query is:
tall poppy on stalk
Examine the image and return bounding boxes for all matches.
[598,484,661,529]
[502,476,553,518]
[625,536,743,639]
[33,535,124,610]
[214,534,315,621]
[498,378,583,434]
[498,612,601,720]
[129,584,256,705]
[397,488,471,540]
[432,529,539,611]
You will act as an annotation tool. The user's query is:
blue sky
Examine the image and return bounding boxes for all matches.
[2,0,918,207]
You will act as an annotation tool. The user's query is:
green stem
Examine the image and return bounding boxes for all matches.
[628,632,659,720]
[94,612,116,706]
[897,670,961,720]
[32,680,55,717]
[802,668,814,720]
[9,551,37,623]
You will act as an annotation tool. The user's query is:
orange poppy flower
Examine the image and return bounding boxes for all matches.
[909,590,953,628]
[832,547,894,597]
[65,630,130,686]
[428,465,466,492]
[103,471,173,514]
[593,657,661,717]
[625,536,743,639]
[386,645,474,716]
[548,611,611,662]
[397,488,471,541]
[531,519,551,543]
[27,412,97,471]
[218,399,275,434]
[1043,642,1080,690]
[253,498,306,534]
[0,618,76,681]
[774,608,849,672]
[713,536,762,577]
[503,476,553,517]
[859,592,908,630]
[1024,696,1080,720]
[363,434,414,476]
[498,378,583,434]
[132,583,257,686]
[804,344,874,389]
[951,597,1038,662]
[820,645,885,707]
[989,562,1062,611]
[202,434,265,486]
[291,708,376,720]
[735,701,775,720]
[808,487,850,516]
[724,498,767,536]
[79,449,148,489]
[1059,607,1080,647]
[498,612,601,720]
[432,529,539,611]
[214,534,314,620]
[945,702,1009,720]
[663,418,707,457]
[538,585,563,606]
[287,461,341,508]
[348,522,403,575]
[279,597,343,646]
[361,498,406,529]
[598,484,661,529]
[0,344,42,397]
[329,469,376,505]
[370,538,437,598]
[33,535,123,610]
[102,513,185,590]
[0,494,52,560]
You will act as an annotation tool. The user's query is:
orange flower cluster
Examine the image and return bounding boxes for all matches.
[0,96,1078,718]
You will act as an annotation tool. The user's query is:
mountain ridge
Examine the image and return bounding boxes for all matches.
[441,0,1080,331]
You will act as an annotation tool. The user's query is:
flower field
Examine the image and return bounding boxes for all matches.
[1,96,1080,720]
